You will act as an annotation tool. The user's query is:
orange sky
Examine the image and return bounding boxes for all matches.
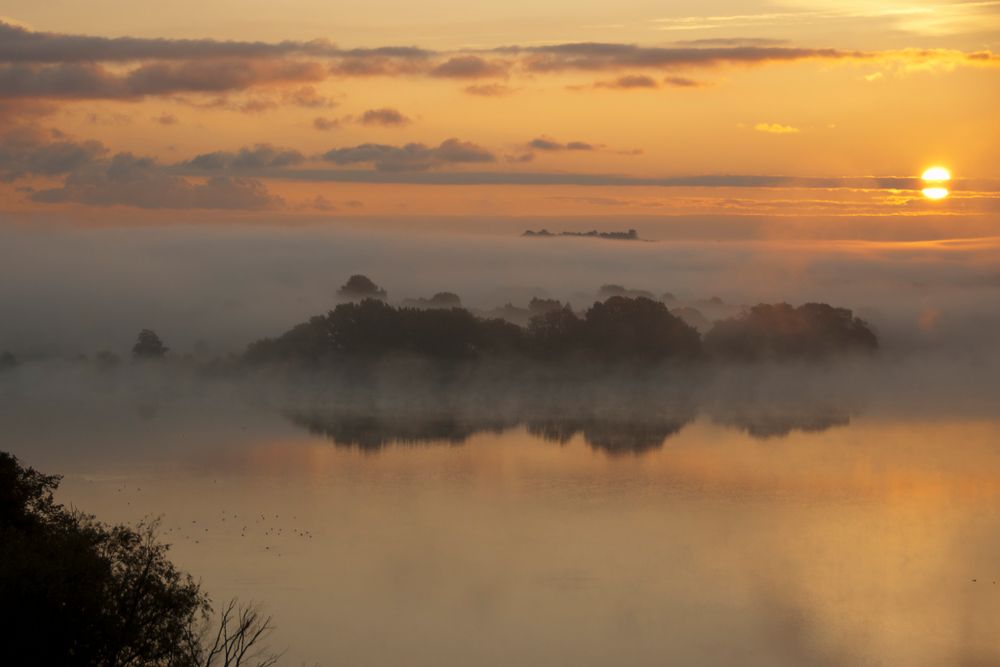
[1,1,998,230]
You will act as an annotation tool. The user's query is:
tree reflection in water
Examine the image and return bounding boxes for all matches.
[286,402,849,455]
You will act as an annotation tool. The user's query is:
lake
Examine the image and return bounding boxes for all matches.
[3,372,1000,666]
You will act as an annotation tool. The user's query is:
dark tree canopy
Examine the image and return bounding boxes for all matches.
[704,302,878,361]
[598,284,655,300]
[247,299,513,364]
[0,452,204,666]
[0,452,278,667]
[527,306,584,358]
[245,296,876,368]
[337,274,387,301]
[581,296,703,362]
[527,297,563,316]
[401,291,462,310]
[132,329,169,359]
[247,296,703,366]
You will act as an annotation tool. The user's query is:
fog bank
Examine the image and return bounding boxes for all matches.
[1,223,998,357]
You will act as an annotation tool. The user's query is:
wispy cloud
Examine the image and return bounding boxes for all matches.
[462,83,516,97]
[429,55,508,79]
[649,2,1000,36]
[320,138,495,172]
[180,144,305,171]
[754,123,801,134]
[357,107,411,126]
[31,153,281,209]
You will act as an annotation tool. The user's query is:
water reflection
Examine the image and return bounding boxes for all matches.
[285,405,849,454]
[287,411,514,451]
[711,410,851,440]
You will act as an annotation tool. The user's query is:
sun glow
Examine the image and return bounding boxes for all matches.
[921,166,951,199]
[922,166,951,182]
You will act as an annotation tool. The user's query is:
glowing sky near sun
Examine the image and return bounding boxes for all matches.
[0,0,998,227]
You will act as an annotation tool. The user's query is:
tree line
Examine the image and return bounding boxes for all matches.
[4,275,875,370]
[242,275,877,366]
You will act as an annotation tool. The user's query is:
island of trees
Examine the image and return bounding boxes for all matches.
[243,275,877,368]
[522,228,641,241]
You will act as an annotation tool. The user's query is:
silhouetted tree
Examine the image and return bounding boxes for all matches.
[0,452,277,667]
[402,292,462,309]
[671,306,711,332]
[598,284,655,299]
[132,329,169,359]
[527,297,563,316]
[580,296,702,362]
[186,600,280,667]
[704,302,878,361]
[337,274,387,301]
[527,306,583,358]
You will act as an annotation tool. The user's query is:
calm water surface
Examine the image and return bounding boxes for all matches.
[5,394,1000,666]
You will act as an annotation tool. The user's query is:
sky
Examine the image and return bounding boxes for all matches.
[1,1,999,356]
[0,0,998,226]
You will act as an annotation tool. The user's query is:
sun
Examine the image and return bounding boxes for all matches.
[922,166,951,182]
[921,166,951,200]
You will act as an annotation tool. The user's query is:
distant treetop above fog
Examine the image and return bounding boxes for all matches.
[131,329,168,359]
[523,229,641,241]
[401,292,462,310]
[599,284,656,300]
[337,274,387,301]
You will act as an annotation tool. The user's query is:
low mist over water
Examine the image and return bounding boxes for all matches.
[2,224,999,358]
[4,366,999,666]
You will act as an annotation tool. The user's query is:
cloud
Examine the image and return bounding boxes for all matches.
[429,56,508,79]
[0,125,106,181]
[358,107,411,126]
[651,4,1000,38]
[462,83,516,96]
[181,144,305,171]
[671,38,790,47]
[528,137,597,151]
[328,48,433,77]
[313,116,340,131]
[152,112,177,125]
[754,123,801,134]
[663,75,702,87]
[591,73,704,90]
[508,43,876,72]
[281,85,337,108]
[321,138,495,171]
[314,108,411,130]
[0,19,343,63]
[84,110,133,126]
[177,89,333,115]
[124,60,326,95]
[259,168,941,191]
[0,59,326,99]
[30,152,281,209]
[1,20,995,103]
[595,74,659,89]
